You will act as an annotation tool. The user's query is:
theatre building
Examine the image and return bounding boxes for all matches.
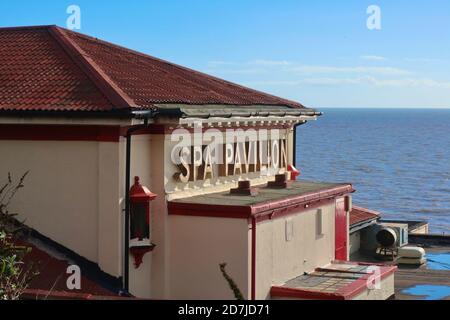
[0,25,396,300]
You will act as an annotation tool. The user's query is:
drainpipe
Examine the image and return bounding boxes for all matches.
[292,122,302,167]
[121,112,154,295]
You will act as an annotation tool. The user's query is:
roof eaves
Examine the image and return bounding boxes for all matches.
[48,26,139,109]
[155,104,321,119]
[350,219,378,233]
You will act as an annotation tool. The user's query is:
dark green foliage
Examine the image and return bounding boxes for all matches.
[0,172,37,300]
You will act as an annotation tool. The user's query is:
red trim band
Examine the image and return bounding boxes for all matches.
[120,124,293,137]
[0,124,121,142]
[271,286,345,300]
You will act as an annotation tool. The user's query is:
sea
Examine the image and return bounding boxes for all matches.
[296,108,450,234]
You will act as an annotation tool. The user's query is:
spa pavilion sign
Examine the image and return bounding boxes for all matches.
[171,125,289,183]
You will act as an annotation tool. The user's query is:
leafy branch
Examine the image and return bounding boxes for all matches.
[219,263,244,300]
[0,172,38,300]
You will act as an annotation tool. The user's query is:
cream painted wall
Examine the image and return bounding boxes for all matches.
[149,135,170,299]
[97,142,123,276]
[168,215,250,300]
[410,224,429,234]
[128,250,153,299]
[0,140,123,277]
[0,140,121,276]
[124,135,154,298]
[125,134,170,299]
[0,140,98,262]
[0,133,171,298]
[256,203,336,299]
[125,135,153,298]
[349,231,361,255]
[0,133,170,298]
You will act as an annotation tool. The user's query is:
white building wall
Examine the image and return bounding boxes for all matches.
[150,135,171,299]
[0,140,100,262]
[97,141,123,277]
[168,215,250,300]
[349,231,361,255]
[255,203,336,299]
[125,135,153,298]
[125,134,170,299]
[0,139,124,277]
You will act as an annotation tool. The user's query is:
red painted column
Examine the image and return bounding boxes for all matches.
[335,198,348,260]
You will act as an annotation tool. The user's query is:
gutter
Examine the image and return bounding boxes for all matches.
[292,122,306,168]
[121,110,155,295]
[293,122,301,168]
[349,219,378,234]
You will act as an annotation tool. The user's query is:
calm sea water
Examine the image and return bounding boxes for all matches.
[296,108,450,234]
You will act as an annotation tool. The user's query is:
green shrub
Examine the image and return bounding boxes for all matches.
[0,172,37,300]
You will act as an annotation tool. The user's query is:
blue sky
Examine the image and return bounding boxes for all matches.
[1,0,450,108]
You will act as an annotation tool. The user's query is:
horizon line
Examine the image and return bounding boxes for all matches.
[315,106,450,109]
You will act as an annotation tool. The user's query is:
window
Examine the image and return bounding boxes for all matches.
[285,218,294,242]
[316,209,324,237]
[130,202,150,241]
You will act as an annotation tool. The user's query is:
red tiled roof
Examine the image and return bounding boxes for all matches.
[17,240,118,299]
[0,25,306,113]
[350,206,380,226]
[0,26,113,112]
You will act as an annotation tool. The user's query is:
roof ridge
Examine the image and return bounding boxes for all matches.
[0,25,57,31]
[352,206,381,216]
[61,27,305,109]
[47,26,139,109]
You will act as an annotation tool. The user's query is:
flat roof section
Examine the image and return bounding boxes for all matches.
[168,180,354,220]
[381,219,429,233]
[271,261,397,300]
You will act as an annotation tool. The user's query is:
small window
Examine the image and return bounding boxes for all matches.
[316,209,324,237]
[285,218,294,242]
[130,202,149,241]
